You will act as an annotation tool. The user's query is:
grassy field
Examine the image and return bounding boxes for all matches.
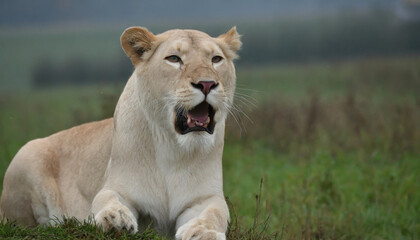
[0,56,419,239]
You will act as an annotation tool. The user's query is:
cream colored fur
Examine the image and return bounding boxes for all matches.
[0,26,241,240]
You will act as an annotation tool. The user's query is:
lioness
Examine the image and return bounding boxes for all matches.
[0,26,241,239]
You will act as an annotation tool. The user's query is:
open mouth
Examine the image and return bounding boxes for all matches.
[175,101,216,135]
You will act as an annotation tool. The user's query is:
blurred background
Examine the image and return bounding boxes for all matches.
[0,0,419,239]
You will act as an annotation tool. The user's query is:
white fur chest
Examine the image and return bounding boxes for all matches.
[127,142,224,234]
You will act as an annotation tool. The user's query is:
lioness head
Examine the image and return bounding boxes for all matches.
[121,26,241,151]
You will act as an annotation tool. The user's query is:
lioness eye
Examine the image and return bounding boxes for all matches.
[165,55,182,63]
[212,56,223,64]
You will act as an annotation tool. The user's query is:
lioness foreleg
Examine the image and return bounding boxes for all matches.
[91,189,138,233]
[175,196,229,240]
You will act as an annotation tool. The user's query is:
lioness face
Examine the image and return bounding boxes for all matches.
[121,27,241,151]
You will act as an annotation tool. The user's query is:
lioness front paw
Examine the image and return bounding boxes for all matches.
[176,218,226,240]
[95,205,138,233]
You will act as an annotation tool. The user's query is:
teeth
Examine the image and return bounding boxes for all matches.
[202,117,210,128]
[186,116,211,128]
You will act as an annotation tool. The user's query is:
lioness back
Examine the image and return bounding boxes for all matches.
[1,118,113,223]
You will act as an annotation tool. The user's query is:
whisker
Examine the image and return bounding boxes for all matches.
[234,92,259,103]
[224,102,245,136]
[234,95,257,109]
[235,87,263,93]
[231,103,254,125]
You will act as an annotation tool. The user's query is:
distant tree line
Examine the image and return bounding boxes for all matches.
[236,11,420,64]
[32,11,420,88]
[32,56,132,88]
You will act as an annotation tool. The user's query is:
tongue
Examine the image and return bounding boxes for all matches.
[187,102,210,128]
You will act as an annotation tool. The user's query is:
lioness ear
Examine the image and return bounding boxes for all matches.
[218,26,242,54]
[121,26,156,65]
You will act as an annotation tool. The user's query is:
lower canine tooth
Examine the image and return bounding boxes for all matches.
[205,116,210,124]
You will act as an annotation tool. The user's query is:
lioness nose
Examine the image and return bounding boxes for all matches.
[191,81,218,96]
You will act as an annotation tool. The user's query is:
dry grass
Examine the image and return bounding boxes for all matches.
[227,179,279,240]
[226,90,420,158]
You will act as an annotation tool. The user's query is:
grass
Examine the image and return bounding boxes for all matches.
[0,187,276,240]
[223,143,420,239]
[0,56,420,239]
[0,217,161,239]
